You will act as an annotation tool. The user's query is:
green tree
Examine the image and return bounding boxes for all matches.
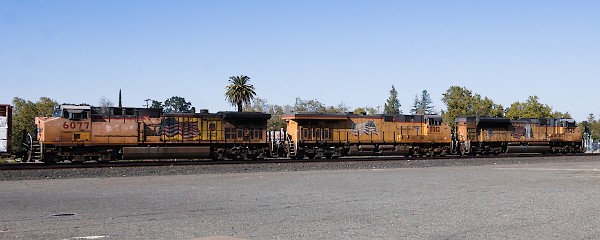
[243,97,269,113]
[353,107,378,115]
[505,96,552,119]
[268,104,286,130]
[293,97,325,112]
[411,90,434,114]
[98,96,114,107]
[225,75,256,112]
[583,114,600,140]
[384,85,401,114]
[150,100,163,109]
[291,98,348,113]
[411,95,420,114]
[551,111,572,119]
[163,96,194,113]
[441,86,476,126]
[473,97,504,117]
[325,103,349,113]
[441,86,503,127]
[242,97,289,130]
[12,97,58,151]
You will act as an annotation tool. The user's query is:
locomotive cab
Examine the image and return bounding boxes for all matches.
[53,105,91,120]
[558,119,576,128]
[39,105,92,143]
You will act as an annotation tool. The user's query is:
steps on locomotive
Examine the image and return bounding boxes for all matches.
[28,141,42,162]
[287,140,296,157]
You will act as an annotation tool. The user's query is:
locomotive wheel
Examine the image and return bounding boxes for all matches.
[98,154,113,162]
[41,155,57,164]
[71,155,85,163]
[41,159,56,164]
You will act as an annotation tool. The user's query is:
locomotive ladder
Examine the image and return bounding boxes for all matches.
[287,140,296,157]
[27,141,42,162]
[23,133,42,162]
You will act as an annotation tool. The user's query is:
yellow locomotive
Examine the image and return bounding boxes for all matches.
[455,117,582,155]
[281,113,452,159]
[32,104,271,163]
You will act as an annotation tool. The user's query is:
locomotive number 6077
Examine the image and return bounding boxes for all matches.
[63,122,90,130]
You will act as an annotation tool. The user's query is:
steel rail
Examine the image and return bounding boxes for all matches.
[1,153,598,171]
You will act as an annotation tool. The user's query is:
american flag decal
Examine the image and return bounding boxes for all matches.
[351,121,379,136]
[159,118,200,140]
[511,126,525,139]
[363,121,378,135]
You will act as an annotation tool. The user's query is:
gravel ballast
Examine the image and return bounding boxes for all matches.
[2,155,600,181]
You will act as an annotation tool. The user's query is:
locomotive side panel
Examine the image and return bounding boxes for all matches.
[200,118,223,142]
[94,122,138,145]
[159,116,202,142]
[35,116,88,146]
[346,116,382,143]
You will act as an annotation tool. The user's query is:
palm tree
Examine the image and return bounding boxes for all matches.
[225,75,256,112]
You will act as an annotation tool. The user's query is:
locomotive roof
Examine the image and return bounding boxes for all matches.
[163,111,270,119]
[455,116,578,127]
[62,105,92,110]
[219,111,271,120]
[455,116,510,123]
[283,112,442,122]
[282,112,349,120]
[455,116,511,128]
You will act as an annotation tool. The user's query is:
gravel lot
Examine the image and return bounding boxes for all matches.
[1,155,599,181]
[1,155,600,239]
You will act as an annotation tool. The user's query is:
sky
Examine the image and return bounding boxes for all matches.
[1,1,598,121]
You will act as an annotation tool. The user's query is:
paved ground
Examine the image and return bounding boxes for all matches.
[2,158,600,239]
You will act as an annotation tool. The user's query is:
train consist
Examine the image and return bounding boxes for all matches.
[0,103,586,163]
[283,113,582,159]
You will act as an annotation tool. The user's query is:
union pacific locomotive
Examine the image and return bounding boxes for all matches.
[25,104,585,163]
[455,117,581,155]
[30,104,271,163]
[282,113,452,159]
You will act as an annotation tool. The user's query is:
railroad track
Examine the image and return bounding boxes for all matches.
[1,153,597,171]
